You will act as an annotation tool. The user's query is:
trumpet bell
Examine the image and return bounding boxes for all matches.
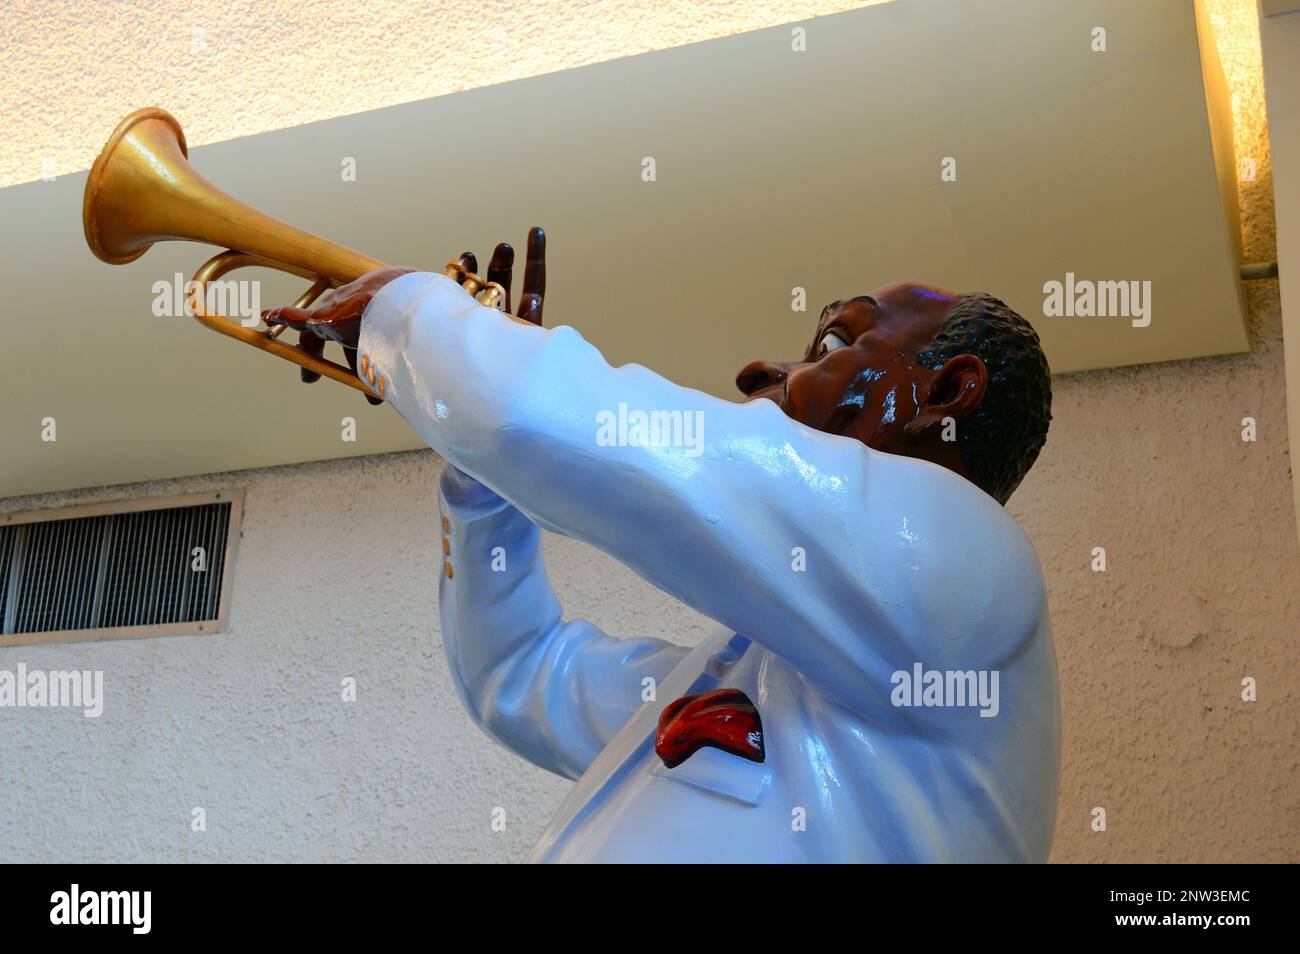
[83,108,193,265]
[81,107,388,394]
[82,106,505,395]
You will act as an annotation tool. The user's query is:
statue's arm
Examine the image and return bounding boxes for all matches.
[437,464,688,780]
[361,272,1046,716]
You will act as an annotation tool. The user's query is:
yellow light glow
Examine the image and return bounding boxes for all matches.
[1203,0,1274,262]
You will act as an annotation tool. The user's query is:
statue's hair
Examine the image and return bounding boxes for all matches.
[915,294,1052,503]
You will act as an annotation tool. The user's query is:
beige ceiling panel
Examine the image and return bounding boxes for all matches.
[0,0,1248,498]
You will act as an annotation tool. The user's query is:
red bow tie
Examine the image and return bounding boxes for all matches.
[655,688,765,769]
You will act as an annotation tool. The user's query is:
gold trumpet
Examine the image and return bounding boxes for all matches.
[82,107,505,393]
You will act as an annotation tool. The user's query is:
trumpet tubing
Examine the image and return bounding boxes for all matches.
[82,107,503,394]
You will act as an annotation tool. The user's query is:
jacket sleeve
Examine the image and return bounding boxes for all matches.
[437,463,687,780]
[360,272,1047,719]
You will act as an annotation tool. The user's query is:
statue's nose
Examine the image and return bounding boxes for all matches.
[735,360,788,395]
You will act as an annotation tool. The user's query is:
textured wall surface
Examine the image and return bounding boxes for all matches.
[0,0,1295,863]
[0,306,1294,863]
[0,453,716,862]
[1,0,873,188]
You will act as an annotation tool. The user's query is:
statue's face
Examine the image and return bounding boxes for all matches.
[736,282,968,459]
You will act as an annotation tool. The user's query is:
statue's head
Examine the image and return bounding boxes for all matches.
[736,282,1052,504]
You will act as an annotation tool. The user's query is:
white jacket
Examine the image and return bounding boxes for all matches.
[359,272,1060,862]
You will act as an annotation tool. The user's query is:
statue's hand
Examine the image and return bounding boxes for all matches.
[457,225,547,327]
[263,266,415,350]
[262,266,415,404]
[263,227,546,404]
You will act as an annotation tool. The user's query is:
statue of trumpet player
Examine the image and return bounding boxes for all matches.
[264,228,1060,863]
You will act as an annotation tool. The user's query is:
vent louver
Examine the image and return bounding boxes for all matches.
[0,492,240,646]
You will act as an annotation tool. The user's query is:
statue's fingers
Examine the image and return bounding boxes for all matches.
[487,242,514,312]
[298,331,326,383]
[519,227,546,324]
[262,304,313,330]
[517,292,543,326]
[306,305,362,346]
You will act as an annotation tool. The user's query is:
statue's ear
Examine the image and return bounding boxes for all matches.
[904,353,988,438]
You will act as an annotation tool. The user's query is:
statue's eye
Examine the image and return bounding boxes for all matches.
[817,330,849,356]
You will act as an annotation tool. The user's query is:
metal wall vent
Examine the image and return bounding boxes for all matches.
[0,491,242,647]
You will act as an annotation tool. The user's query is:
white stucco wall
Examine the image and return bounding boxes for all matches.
[0,0,1293,864]
[0,271,1295,863]
[0,450,718,862]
